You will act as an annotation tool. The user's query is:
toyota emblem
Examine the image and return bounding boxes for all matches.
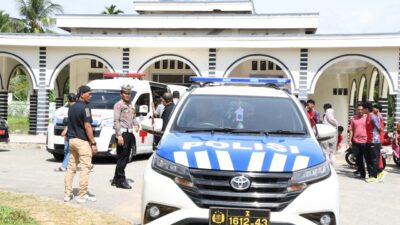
[230,175,251,191]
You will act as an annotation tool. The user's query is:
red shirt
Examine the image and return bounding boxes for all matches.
[350,114,367,143]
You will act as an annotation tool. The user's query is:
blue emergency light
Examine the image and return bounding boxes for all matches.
[189,77,291,85]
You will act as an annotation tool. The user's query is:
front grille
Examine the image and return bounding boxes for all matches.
[54,144,64,150]
[181,169,302,212]
[54,127,101,137]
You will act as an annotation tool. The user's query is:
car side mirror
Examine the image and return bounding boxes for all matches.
[315,124,337,141]
[141,118,163,136]
[138,105,149,115]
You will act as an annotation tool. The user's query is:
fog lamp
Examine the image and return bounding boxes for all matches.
[320,214,332,225]
[149,206,160,218]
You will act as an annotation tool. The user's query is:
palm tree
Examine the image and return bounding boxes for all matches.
[102,4,124,15]
[0,11,25,33]
[17,0,63,33]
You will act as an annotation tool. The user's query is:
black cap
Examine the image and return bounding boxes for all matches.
[77,85,91,97]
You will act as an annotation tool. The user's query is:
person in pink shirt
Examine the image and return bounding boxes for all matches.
[348,103,368,178]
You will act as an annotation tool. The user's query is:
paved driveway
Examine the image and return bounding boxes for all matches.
[1,143,400,225]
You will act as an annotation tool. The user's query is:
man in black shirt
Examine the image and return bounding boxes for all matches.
[161,92,175,131]
[64,85,98,204]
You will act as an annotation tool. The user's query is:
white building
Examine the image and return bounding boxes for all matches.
[0,0,399,135]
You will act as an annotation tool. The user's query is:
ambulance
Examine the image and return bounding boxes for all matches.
[140,77,339,225]
[46,73,185,161]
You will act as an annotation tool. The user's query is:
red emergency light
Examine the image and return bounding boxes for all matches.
[103,72,146,79]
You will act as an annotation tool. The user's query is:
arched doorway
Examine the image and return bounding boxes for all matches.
[138,54,201,86]
[223,54,295,91]
[309,55,394,139]
[50,54,115,108]
[0,52,36,134]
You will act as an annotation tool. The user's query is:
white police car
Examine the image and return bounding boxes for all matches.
[141,77,339,225]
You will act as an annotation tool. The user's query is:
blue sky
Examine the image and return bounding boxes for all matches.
[1,0,400,34]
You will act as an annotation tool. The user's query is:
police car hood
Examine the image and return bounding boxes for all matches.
[156,133,326,172]
[54,107,113,125]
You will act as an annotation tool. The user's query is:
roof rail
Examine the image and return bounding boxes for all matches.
[188,76,291,93]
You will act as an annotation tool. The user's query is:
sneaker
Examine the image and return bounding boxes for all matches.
[63,195,73,202]
[365,177,378,183]
[55,167,67,172]
[76,194,97,203]
[377,171,388,182]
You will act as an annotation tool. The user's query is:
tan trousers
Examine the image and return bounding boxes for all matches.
[64,138,92,197]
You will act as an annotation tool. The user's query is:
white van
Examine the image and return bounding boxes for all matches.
[46,76,184,161]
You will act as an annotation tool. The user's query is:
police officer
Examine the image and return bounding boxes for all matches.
[111,84,139,189]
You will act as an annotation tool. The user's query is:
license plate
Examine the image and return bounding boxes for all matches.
[0,130,5,135]
[209,207,270,225]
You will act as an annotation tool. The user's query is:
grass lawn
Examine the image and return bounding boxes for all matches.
[0,205,39,225]
[7,116,29,134]
[0,191,131,225]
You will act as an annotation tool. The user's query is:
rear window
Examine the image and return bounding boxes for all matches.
[89,90,137,109]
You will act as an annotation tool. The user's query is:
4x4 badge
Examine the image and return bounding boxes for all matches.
[230,175,251,191]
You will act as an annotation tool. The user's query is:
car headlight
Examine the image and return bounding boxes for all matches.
[290,160,331,184]
[152,154,191,179]
[101,118,114,127]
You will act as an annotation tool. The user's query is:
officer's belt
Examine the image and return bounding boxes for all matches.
[120,128,134,133]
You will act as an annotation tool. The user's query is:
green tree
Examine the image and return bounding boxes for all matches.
[9,67,29,101]
[17,0,63,33]
[0,10,25,32]
[102,4,124,15]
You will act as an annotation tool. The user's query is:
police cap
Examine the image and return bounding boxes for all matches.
[121,84,132,93]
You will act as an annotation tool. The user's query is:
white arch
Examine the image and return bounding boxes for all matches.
[350,80,357,106]
[358,75,367,101]
[48,54,115,89]
[310,55,394,95]
[382,78,389,98]
[223,55,295,91]
[368,68,379,101]
[0,52,37,89]
[137,55,201,77]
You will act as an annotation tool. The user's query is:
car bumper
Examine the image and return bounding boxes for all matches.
[142,155,340,225]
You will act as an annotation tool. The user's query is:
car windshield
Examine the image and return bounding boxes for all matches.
[88,90,137,109]
[173,95,307,135]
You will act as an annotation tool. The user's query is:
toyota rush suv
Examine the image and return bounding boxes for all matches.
[141,77,339,225]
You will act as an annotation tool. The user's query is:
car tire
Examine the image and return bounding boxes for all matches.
[53,153,64,161]
[345,152,357,166]
[393,155,400,167]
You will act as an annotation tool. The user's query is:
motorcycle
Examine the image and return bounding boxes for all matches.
[345,132,392,170]
[391,136,400,167]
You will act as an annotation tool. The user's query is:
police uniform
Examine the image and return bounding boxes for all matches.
[112,84,138,189]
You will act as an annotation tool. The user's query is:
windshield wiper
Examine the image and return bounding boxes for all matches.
[184,128,268,136]
[267,130,306,135]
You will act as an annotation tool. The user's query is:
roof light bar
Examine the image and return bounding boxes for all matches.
[103,73,146,78]
[189,77,291,85]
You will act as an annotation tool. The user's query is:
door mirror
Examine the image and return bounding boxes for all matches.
[141,118,163,136]
[138,105,149,115]
[315,124,337,141]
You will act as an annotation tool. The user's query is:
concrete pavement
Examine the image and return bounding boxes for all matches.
[1,141,400,225]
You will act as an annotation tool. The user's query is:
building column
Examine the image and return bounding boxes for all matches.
[379,97,388,130]
[55,97,63,109]
[35,47,49,134]
[208,48,216,77]
[122,48,130,73]
[0,91,7,119]
[396,49,400,124]
[29,93,37,134]
[298,49,309,101]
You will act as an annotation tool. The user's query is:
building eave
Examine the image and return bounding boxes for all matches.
[55,13,319,30]
[2,33,400,48]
